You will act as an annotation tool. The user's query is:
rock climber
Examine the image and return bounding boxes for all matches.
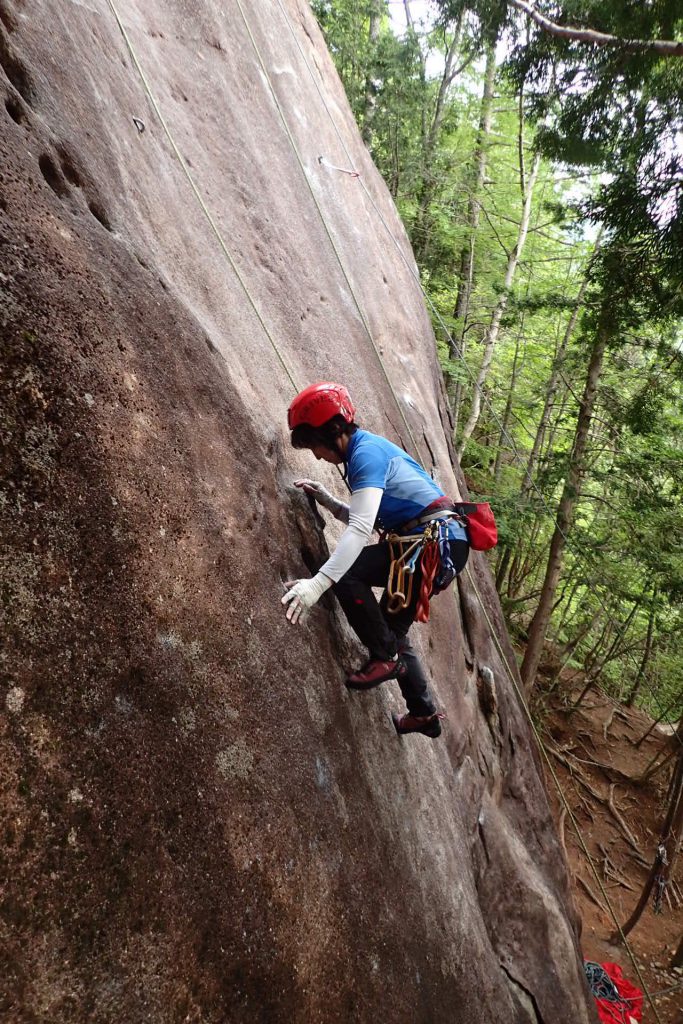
[282,381,470,738]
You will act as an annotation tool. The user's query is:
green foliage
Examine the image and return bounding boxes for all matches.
[312,0,683,719]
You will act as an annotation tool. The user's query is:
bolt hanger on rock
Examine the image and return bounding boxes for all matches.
[317,154,360,178]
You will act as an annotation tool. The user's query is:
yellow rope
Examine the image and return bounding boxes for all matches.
[103,6,662,1016]
[104,0,299,393]
[232,0,428,471]
[272,3,664,1017]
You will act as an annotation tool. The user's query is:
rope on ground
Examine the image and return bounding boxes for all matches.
[104,0,299,393]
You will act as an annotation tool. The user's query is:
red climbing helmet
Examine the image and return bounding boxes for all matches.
[287,382,356,430]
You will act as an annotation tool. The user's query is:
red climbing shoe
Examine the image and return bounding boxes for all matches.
[345,656,405,691]
[392,711,444,739]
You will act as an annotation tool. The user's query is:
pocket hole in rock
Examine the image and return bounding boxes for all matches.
[88,201,113,231]
[4,93,24,124]
[38,153,69,197]
[57,149,83,187]
[0,38,35,104]
[0,5,17,32]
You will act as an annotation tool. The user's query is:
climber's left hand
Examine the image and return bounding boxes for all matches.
[281,574,331,624]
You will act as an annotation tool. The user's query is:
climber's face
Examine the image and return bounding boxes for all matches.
[311,443,343,465]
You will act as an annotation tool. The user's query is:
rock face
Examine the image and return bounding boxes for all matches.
[0,2,596,1021]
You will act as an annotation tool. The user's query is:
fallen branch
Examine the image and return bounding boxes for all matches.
[558,806,568,860]
[570,745,636,785]
[547,745,649,863]
[596,841,636,891]
[547,745,604,801]
[576,793,596,823]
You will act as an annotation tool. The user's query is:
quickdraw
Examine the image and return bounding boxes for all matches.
[385,518,457,622]
[386,530,429,614]
[652,844,669,914]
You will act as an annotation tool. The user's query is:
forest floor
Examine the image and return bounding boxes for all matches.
[536,667,682,1023]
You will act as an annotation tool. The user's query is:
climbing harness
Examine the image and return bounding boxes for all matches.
[104,4,665,1015]
[385,514,462,622]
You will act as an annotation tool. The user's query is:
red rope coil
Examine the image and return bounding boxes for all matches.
[415,540,440,623]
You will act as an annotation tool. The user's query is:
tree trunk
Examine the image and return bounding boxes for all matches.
[554,573,583,641]
[450,40,496,432]
[615,728,683,941]
[411,16,466,263]
[569,599,641,711]
[493,318,525,484]
[520,235,601,494]
[361,0,383,148]
[635,688,683,748]
[457,150,542,458]
[520,325,608,692]
[626,587,657,707]
[591,598,641,675]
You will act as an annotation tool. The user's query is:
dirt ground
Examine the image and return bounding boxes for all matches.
[540,676,682,1023]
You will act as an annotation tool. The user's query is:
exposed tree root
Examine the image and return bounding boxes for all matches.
[607,784,646,862]
[577,874,609,915]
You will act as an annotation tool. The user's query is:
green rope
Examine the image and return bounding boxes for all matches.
[104,0,299,393]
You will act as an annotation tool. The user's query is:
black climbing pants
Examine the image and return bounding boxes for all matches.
[333,539,469,717]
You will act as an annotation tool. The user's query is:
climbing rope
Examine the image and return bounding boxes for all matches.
[269,6,667,1019]
[231,0,429,473]
[103,5,664,1017]
[464,566,663,1024]
[104,0,298,393]
[416,532,440,623]
[384,521,444,620]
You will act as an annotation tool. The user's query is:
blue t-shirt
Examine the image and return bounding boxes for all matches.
[345,429,467,541]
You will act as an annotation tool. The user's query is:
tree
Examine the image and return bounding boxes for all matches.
[613,722,683,941]
[457,147,541,456]
[449,38,496,431]
[316,0,683,714]
[520,291,607,691]
[508,0,683,58]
